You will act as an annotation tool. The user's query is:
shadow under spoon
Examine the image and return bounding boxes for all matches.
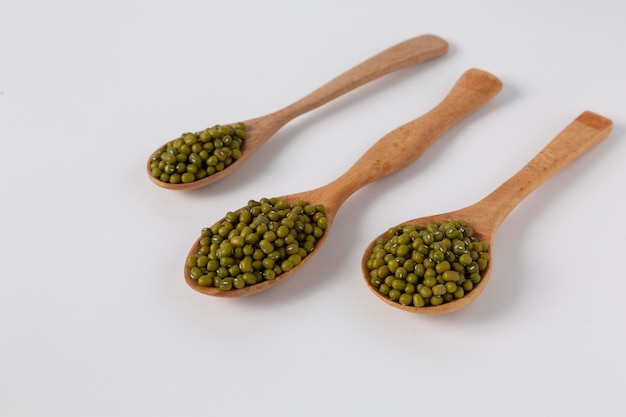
[185,68,503,297]
[148,34,448,190]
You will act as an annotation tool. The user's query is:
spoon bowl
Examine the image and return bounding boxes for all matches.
[148,34,448,190]
[184,68,503,297]
[362,111,613,314]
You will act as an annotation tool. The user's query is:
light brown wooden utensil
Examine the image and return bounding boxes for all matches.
[185,68,503,297]
[148,34,448,190]
[361,111,613,314]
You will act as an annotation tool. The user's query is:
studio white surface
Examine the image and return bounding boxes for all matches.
[1,1,624,416]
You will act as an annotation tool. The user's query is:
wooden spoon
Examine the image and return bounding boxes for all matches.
[184,68,503,297]
[148,34,448,190]
[361,111,613,314]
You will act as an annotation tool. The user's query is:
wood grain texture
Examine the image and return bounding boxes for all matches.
[361,111,613,314]
[185,68,502,297]
[148,34,449,190]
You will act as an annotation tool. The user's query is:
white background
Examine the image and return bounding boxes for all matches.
[1,0,625,415]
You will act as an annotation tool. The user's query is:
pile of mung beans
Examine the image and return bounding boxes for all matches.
[186,198,328,290]
[365,219,489,307]
[149,123,246,184]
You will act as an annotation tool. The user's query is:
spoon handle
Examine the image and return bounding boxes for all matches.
[323,68,502,204]
[276,34,448,121]
[474,111,613,229]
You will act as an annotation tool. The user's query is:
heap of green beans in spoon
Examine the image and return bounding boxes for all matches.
[147,34,448,190]
[184,68,503,297]
[361,111,613,314]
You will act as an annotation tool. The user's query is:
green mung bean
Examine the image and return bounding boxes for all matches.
[187,198,327,291]
[366,220,489,308]
[150,123,246,184]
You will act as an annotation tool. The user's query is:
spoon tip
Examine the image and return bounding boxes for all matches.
[459,68,503,96]
[577,111,612,132]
